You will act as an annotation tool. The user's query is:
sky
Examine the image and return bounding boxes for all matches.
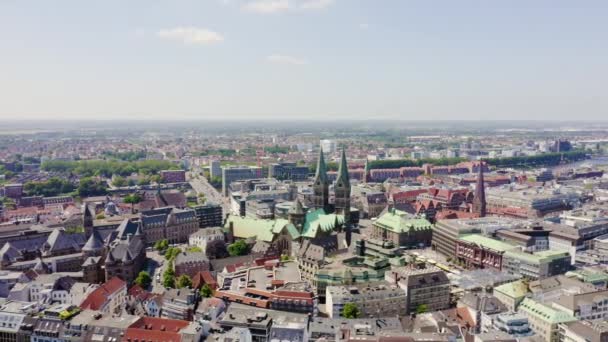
[1,0,607,121]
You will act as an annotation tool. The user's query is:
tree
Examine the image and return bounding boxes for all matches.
[187,246,202,253]
[135,271,152,288]
[124,193,142,213]
[177,274,192,289]
[165,247,182,261]
[200,284,213,298]
[154,239,169,252]
[112,176,127,187]
[206,240,229,259]
[163,266,176,288]
[280,254,290,262]
[342,303,361,319]
[77,177,108,197]
[228,240,249,257]
[416,304,428,314]
[95,213,105,220]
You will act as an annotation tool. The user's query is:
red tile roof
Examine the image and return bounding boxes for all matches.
[80,277,126,310]
[126,316,190,341]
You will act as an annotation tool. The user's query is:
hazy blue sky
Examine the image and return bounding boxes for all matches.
[1,0,607,121]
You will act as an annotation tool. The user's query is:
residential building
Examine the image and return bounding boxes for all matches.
[493,280,529,311]
[386,266,450,314]
[559,320,608,342]
[124,316,200,342]
[325,282,407,318]
[174,251,210,278]
[188,227,224,253]
[517,298,577,342]
[492,312,533,337]
[553,289,608,320]
[79,277,127,315]
[160,169,186,183]
[161,288,197,321]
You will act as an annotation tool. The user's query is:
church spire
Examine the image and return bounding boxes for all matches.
[314,148,328,184]
[336,148,350,187]
[363,158,371,183]
[473,161,487,217]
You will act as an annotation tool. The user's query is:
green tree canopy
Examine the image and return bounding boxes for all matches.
[77,177,108,197]
[176,274,192,289]
[135,271,152,288]
[200,284,213,298]
[163,266,176,288]
[227,240,249,257]
[416,304,428,314]
[154,239,169,252]
[342,303,361,319]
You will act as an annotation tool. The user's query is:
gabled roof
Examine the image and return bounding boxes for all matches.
[115,219,140,240]
[519,298,576,324]
[44,229,84,253]
[82,229,104,252]
[80,277,126,310]
[374,209,433,233]
[301,209,344,239]
[494,280,528,299]
[224,216,299,242]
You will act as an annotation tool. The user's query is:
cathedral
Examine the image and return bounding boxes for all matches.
[224,147,353,256]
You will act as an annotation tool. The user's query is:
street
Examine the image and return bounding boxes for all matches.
[188,172,230,214]
[146,249,167,294]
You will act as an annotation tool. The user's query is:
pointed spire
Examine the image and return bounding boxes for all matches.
[364,158,371,183]
[289,198,305,216]
[105,251,115,263]
[336,148,350,187]
[134,224,143,237]
[474,161,487,217]
[83,229,104,252]
[122,250,132,263]
[314,147,328,184]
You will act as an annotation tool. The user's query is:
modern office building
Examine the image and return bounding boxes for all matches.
[192,204,223,228]
[222,166,265,196]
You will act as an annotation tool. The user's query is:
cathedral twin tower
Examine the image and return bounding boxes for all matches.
[312,147,351,224]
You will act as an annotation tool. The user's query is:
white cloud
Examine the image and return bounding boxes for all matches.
[266,54,309,65]
[298,0,333,10]
[242,0,333,13]
[359,23,370,30]
[157,27,224,45]
[243,0,290,13]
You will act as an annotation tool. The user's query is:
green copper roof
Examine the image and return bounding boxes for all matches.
[336,148,350,186]
[494,280,528,299]
[224,215,300,242]
[519,298,577,324]
[565,269,608,284]
[314,149,328,184]
[458,234,518,253]
[301,209,344,239]
[504,249,569,264]
[374,209,432,233]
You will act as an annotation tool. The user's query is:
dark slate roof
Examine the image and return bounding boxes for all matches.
[44,229,86,253]
[82,229,104,252]
[115,219,140,240]
[108,235,144,263]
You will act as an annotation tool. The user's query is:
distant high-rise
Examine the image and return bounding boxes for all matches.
[320,139,336,154]
[210,160,221,178]
[473,162,487,217]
